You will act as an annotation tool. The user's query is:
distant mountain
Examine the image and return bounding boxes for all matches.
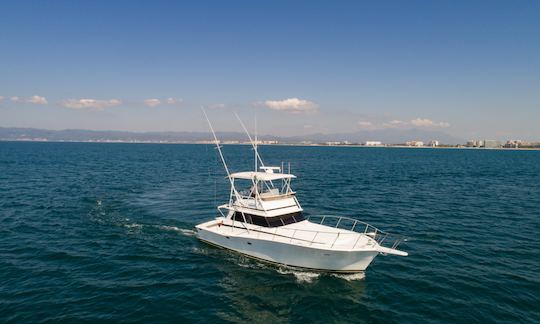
[0,127,247,142]
[285,129,464,145]
[0,127,464,144]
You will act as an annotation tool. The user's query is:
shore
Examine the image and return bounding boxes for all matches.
[2,139,539,150]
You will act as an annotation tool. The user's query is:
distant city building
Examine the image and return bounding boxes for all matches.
[428,140,439,147]
[503,140,528,148]
[364,141,383,146]
[406,140,424,147]
[466,140,484,148]
[483,140,502,148]
[324,141,353,146]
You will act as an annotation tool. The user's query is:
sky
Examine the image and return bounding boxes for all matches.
[1,0,539,140]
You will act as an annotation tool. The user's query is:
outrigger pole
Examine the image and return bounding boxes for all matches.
[202,107,238,196]
[234,112,266,169]
[203,108,250,230]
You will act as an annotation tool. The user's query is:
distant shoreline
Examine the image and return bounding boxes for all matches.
[1,139,539,150]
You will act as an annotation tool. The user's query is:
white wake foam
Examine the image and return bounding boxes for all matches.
[276,267,320,283]
[124,223,143,229]
[331,272,366,281]
[155,225,196,236]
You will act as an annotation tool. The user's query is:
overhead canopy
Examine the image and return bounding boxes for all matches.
[230,171,296,181]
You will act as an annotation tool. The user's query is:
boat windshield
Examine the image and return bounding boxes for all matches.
[232,211,305,228]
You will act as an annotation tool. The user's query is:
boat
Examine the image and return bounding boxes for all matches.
[195,111,407,273]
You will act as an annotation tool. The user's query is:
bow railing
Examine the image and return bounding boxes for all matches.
[306,215,406,251]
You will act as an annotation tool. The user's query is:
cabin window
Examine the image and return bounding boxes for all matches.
[232,212,304,228]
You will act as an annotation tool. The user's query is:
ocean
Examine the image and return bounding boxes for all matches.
[1,142,539,323]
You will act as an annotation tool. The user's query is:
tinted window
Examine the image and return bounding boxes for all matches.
[232,212,304,228]
[251,214,269,227]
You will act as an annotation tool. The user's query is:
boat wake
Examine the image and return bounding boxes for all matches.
[276,267,321,283]
[276,266,365,282]
[121,222,197,237]
[331,272,366,281]
[90,199,197,237]
[155,225,196,236]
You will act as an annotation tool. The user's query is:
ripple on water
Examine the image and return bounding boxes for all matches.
[1,142,539,323]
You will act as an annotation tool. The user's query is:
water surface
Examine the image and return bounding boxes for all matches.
[1,142,539,322]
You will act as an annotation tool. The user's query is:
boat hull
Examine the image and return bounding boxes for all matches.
[195,224,379,273]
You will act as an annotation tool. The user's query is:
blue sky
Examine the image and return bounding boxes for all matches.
[1,0,539,140]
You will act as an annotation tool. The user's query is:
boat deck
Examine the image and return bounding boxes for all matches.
[200,219,378,251]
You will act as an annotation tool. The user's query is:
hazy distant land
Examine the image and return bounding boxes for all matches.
[0,126,464,145]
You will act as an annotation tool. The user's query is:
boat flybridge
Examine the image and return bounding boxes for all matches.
[195,111,407,273]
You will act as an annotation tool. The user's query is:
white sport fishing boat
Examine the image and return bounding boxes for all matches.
[195,112,407,273]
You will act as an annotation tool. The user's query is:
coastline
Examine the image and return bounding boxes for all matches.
[1,139,539,150]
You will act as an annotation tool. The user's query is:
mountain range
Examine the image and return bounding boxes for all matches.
[0,127,464,144]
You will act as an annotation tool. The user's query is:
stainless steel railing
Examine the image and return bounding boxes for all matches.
[306,215,406,251]
[219,213,406,251]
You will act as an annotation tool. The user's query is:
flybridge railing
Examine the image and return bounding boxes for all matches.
[306,215,406,251]
[221,213,406,251]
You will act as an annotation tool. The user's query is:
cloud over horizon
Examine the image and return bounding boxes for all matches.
[166,97,182,105]
[144,97,182,107]
[410,118,450,128]
[10,95,48,105]
[62,98,122,110]
[144,99,161,107]
[262,98,318,113]
[364,118,451,130]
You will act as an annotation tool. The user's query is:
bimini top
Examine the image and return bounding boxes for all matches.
[230,171,296,181]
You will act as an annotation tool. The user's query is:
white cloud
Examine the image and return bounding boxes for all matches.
[166,97,182,105]
[380,118,450,128]
[29,96,48,104]
[389,120,406,126]
[262,97,318,113]
[144,99,161,107]
[382,120,407,128]
[410,118,450,128]
[10,95,48,105]
[357,121,374,128]
[62,98,122,110]
[143,97,182,107]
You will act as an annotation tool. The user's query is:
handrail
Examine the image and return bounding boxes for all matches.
[306,215,406,252]
[218,214,406,251]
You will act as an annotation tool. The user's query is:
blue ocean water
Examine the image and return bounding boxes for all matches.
[0,142,539,323]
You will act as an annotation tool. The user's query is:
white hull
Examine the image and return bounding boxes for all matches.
[196,220,380,273]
